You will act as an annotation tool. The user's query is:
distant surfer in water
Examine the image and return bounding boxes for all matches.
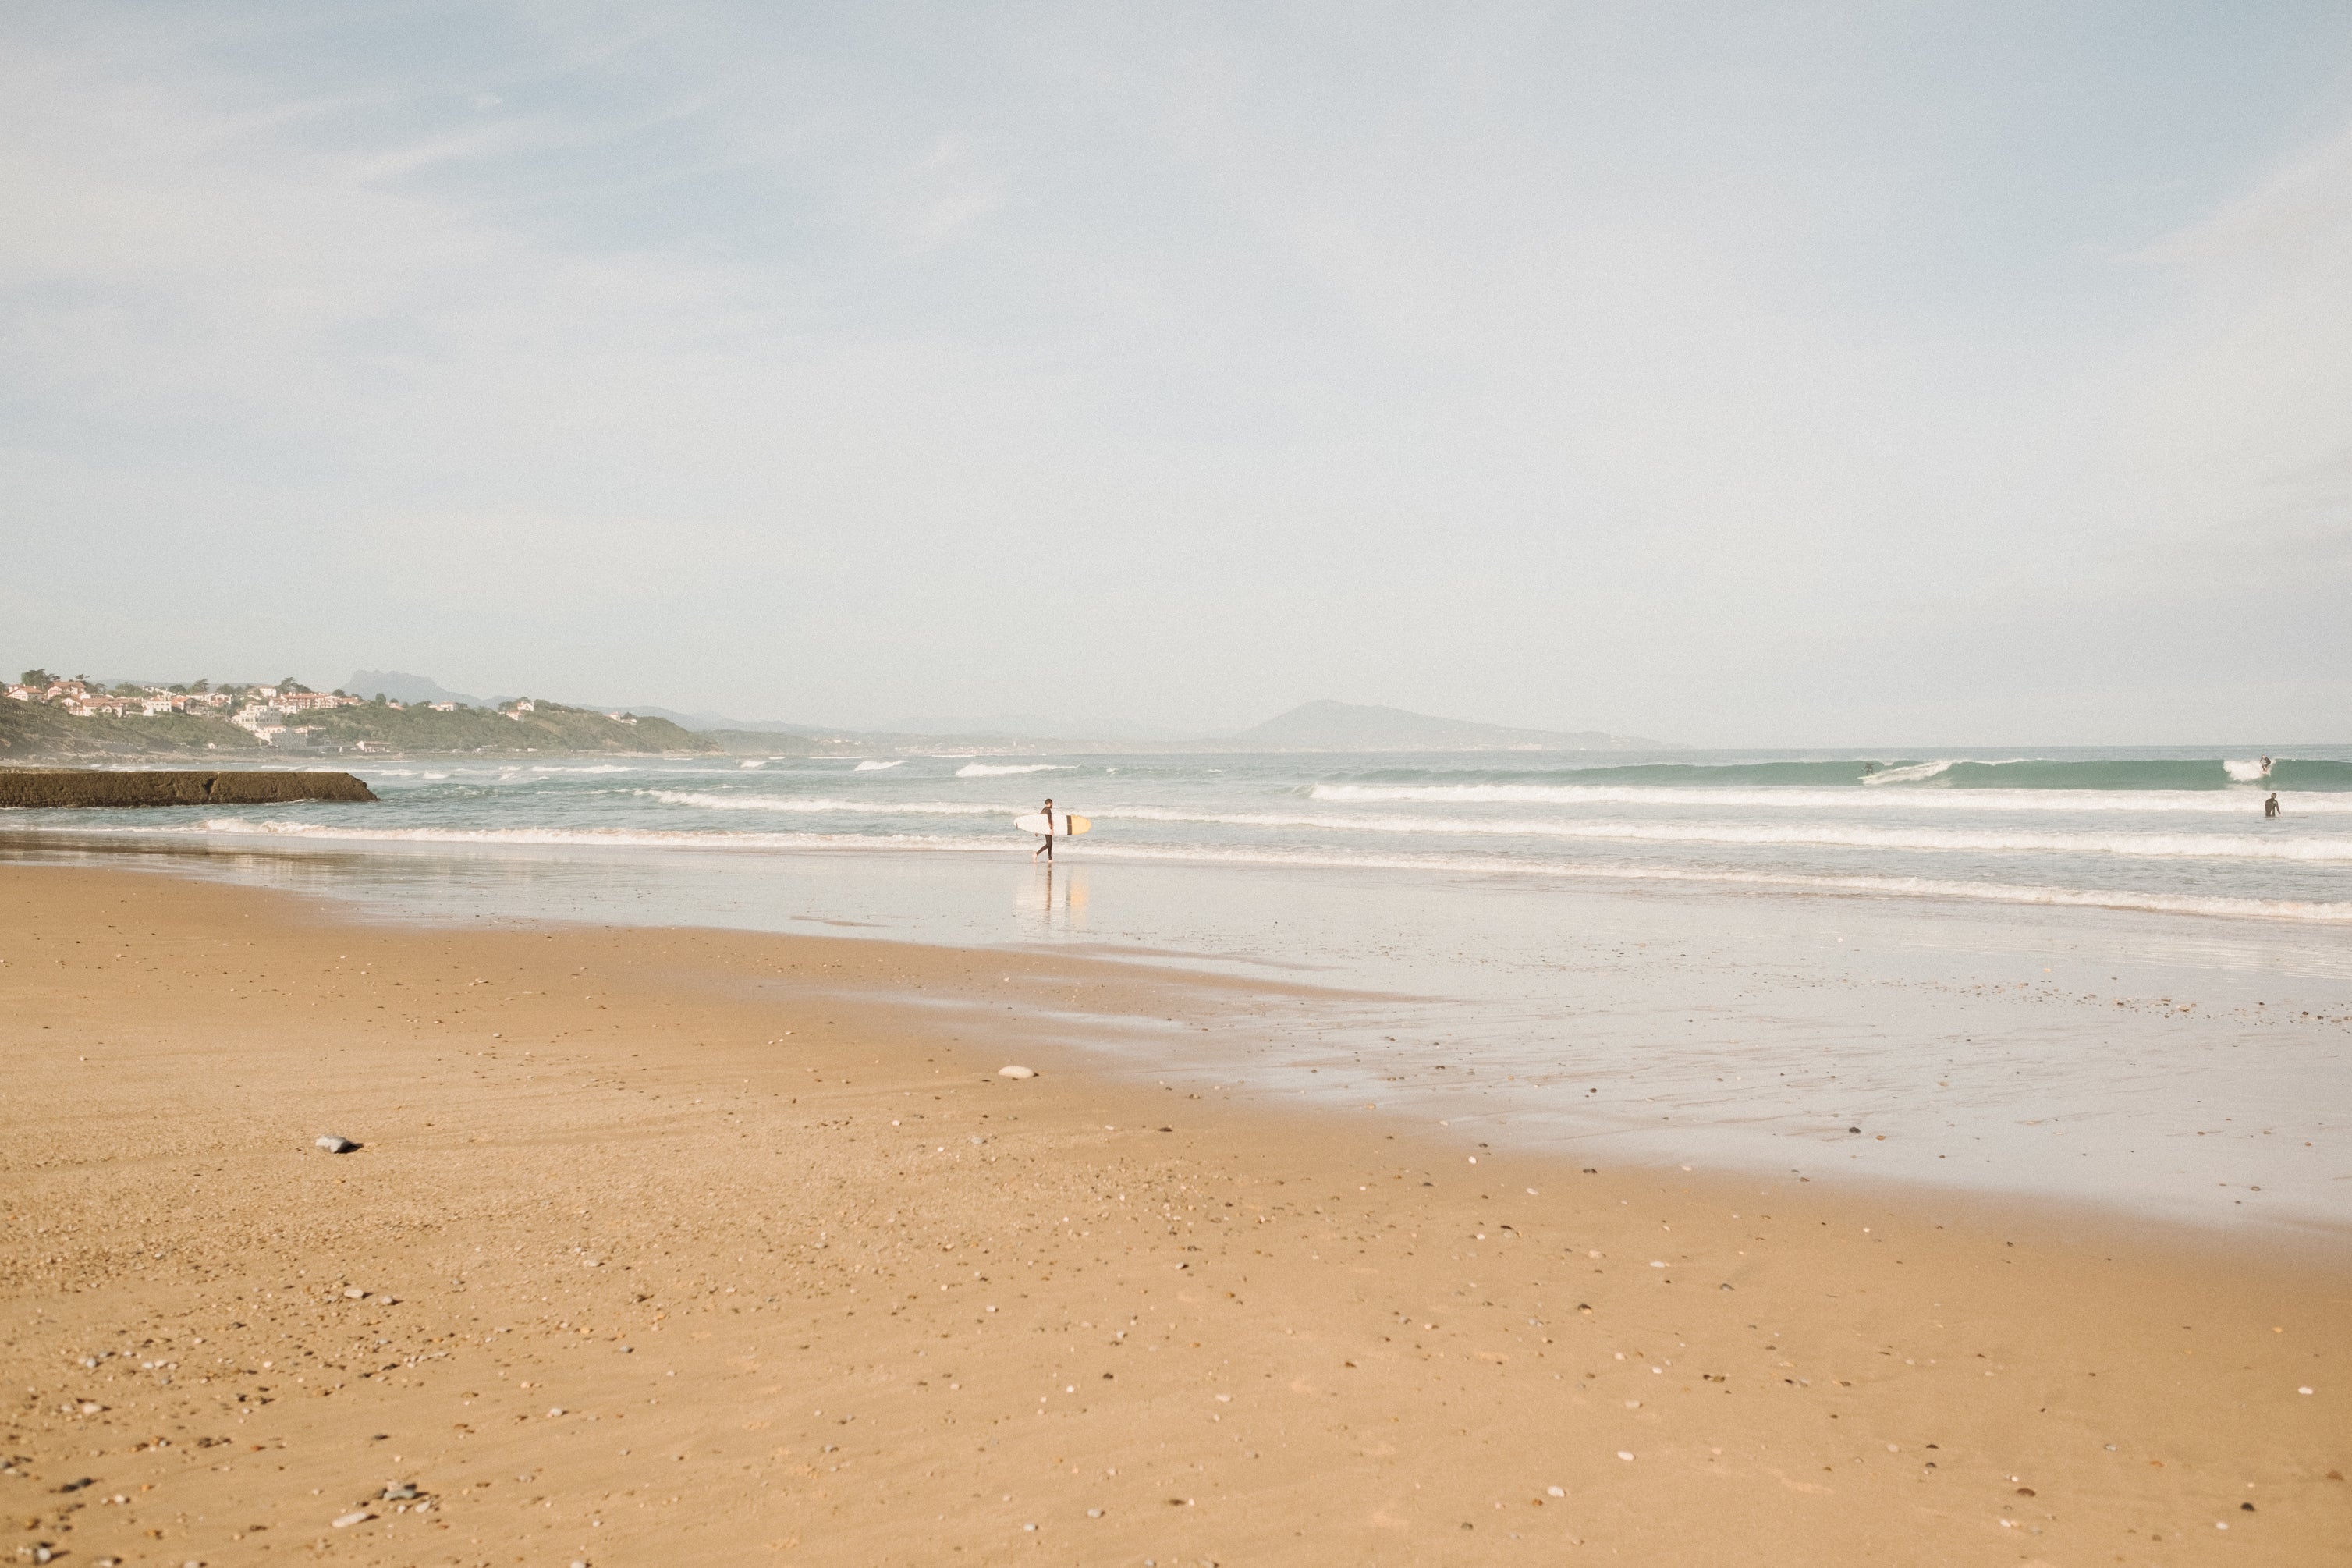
[2265,792,2281,818]
[1034,796,1055,861]
[2260,755,2273,777]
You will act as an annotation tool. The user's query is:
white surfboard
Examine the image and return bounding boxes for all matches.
[1014,812,1090,836]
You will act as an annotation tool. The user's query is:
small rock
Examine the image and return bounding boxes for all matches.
[316,1135,359,1153]
[998,1066,1036,1079]
[331,1509,374,1527]
[1548,1485,1565,1497]
[344,1288,367,1300]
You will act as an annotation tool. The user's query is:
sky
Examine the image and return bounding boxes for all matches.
[2,2,2348,745]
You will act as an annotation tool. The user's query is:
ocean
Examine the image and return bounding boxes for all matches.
[6,745,2349,1231]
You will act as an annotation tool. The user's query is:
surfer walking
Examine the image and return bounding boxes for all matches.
[1034,796,1055,861]
[2265,792,2281,818]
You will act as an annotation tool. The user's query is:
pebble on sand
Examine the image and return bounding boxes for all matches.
[332,1509,374,1527]
[999,1065,1037,1079]
[315,1135,359,1153]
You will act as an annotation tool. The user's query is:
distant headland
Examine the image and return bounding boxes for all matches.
[3,668,1666,761]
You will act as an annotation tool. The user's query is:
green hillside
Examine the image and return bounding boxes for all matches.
[0,701,262,760]
[0,696,714,759]
[305,699,717,754]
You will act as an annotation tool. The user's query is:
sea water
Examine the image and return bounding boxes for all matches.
[5,746,2348,1232]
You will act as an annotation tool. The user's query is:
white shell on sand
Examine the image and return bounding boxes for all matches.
[998,1066,1036,1079]
[315,1135,358,1153]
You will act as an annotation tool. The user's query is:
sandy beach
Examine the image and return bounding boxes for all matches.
[2,862,2346,1566]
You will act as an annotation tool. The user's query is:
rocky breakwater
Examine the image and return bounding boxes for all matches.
[0,770,378,808]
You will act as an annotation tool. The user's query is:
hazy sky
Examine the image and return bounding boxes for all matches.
[4,2,2348,743]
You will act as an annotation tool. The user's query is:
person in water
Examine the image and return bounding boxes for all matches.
[1034,796,1056,860]
[2260,755,2273,776]
[2265,792,2281,818]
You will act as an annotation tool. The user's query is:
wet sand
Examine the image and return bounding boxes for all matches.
[2,864,2345,1566]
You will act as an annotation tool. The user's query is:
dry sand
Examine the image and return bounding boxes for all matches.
[2,863,2345,1566]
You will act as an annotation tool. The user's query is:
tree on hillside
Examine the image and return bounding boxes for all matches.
[20,669,52,688]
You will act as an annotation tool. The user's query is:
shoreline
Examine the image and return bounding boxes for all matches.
[3,864,2346,1563]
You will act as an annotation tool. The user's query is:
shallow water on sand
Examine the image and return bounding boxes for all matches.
[6,819,2347,1237]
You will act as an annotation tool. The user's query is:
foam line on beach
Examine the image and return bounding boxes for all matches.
[26,817,2352,922]
[1100,806,2352,860]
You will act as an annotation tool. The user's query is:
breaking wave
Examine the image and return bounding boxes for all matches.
[1321,757,2352,791]
[853,759,903,771]
[1307,782,2352,814]
[954,763,1069,777]
[642,790,1005,817]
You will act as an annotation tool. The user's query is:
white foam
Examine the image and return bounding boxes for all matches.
[853,759,904,771]
[1088,805,2352,860]
[1058,842,2352,922]
[2224,758,2272,782]
[56,817,2343,924]
[1308,782,2352,814]
[27,818,2342,926]
[643,789,1005,816]
[151,818,1008,853]
[738,760,765,769]
[954,762,1068,777]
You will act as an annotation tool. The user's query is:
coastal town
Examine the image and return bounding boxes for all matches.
[1,670,695,758]
[6,671,613,750]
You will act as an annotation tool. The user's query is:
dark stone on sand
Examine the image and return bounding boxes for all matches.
[0,769,378,808]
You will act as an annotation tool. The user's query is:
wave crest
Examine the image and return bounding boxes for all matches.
[643,790,1005,816]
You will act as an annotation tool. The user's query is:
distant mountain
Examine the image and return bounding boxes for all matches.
[874,713,1201,743]
[1226,700,1662,752]
[346,671,504,708]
